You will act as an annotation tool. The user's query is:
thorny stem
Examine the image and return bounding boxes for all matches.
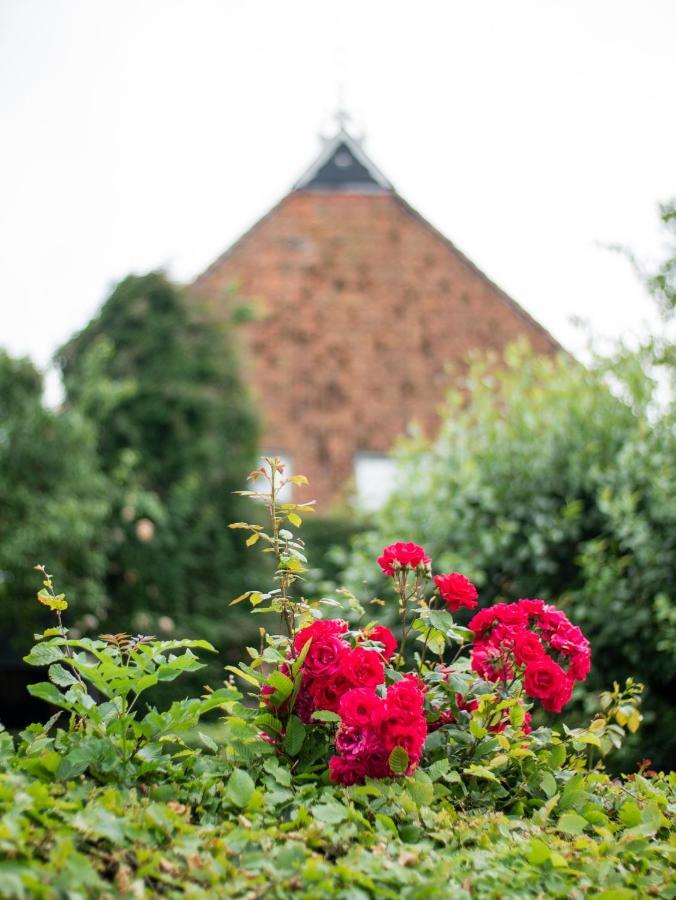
[418,592,439,674]
[396,569,424,667]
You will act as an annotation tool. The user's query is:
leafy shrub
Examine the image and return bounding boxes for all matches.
[57,272,260,651]
[340,345,676,770]
[0,351,109,660]
[0,459,673,897]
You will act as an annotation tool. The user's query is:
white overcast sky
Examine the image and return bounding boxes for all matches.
[1,0,675,394]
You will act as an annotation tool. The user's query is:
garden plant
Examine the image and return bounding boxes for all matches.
[0,459,673,898]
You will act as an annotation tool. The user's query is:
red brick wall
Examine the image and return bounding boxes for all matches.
[192,192,559,509]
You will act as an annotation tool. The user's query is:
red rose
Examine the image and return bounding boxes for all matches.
[294,618,348,654]
[360,624,398,661]
[309,672,354,712]
[513,630,545,666]
[377,541,431,576]
[468,606,497,638]
[434,572,479,612]
[524,655,569,708]
[329,755,367,785]
[335,725,370,758]
[339,687,383,727]
[386,675,425,716]
[342,647,385,688]
[302,634,347,678]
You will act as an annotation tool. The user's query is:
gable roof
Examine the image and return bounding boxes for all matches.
[293,127,393,193]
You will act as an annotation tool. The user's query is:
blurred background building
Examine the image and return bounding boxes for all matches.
[192,121,560,510]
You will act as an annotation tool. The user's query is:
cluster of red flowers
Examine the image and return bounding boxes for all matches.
[329,676,428,785]
[377,542,479,614]
[264,619,398,725]
[468,599,591,713]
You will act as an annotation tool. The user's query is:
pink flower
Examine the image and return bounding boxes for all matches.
[433,572,479,612]
[377,542,431,576]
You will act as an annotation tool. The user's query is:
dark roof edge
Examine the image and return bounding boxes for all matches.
[393,193,566,355]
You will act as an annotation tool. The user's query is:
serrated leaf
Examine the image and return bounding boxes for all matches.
[48,663,77,688]
[557,811,587,835]
[312,801,347,824]
[388,745,409,775]
[24,644,65,667]
[199,731,218,752]
[37,589,68,611]
[227,768,255,808]
[283,715,306,756]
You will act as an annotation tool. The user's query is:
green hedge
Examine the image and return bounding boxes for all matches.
[0,741,673,898]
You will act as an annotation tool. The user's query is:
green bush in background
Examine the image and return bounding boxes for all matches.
[340,344,675,770]
[0,350,109,654]
[56,272,260,652]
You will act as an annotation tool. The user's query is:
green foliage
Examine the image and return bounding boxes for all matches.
[0,351,109,654]
[0,725,673,897]
[342,345,676,769]
[56,272,259,649]
[0,487,674,896]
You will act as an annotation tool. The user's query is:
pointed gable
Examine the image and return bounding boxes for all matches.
[192,124,561,508]
[294,129,392,193]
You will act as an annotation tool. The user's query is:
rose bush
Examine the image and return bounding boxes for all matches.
[0,458,672,898]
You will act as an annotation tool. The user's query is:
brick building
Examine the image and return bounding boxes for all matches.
[192,124,560,510]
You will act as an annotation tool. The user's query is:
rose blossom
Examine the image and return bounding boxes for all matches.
[342,647,385,688]
[433,572,479,612]
[524,656,568,703]
[377,541,431,576]
[302,634,347,678]
[359,625,398,661]
[339,688,383,726]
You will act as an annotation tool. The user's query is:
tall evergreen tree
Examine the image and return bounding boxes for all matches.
[0,351,109,656]
[58,272,259,645]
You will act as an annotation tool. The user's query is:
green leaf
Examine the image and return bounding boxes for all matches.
[428,609,455,633]
[312,801,347,824]
[388,745,409,775]
[311,709,341,723]
[26,681,66,706]
[283,715,306,756]
[227,768,255,808]
[557,811,587,835]
[56,746,96,780]
[527,839,551,865]
[540,772,557,799]
[266,670,294,703]
[618,800,641,828]
[199,731,218,752]
[48,663,77,687]
[287,512,302,528]
[24,643,65,667]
